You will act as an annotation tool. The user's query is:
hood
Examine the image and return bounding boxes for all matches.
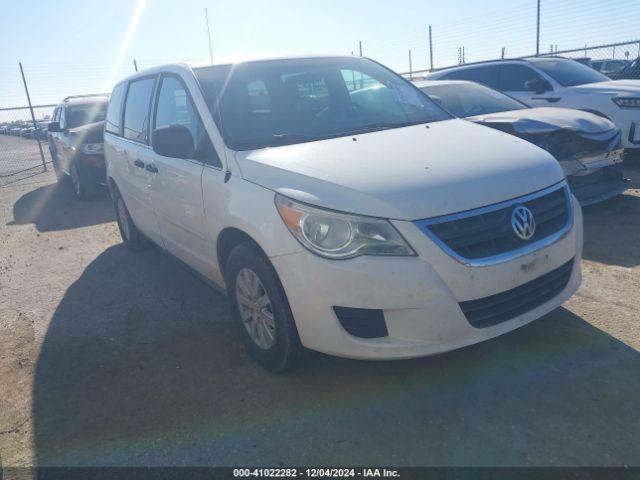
[69,120,104,144]
[235,119,564,220]
[570,79,640,95]
[468,107,615,135]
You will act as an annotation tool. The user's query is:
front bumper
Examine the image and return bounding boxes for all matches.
[271,197,583,360]
[77,153,107,186]
[568,165,628,206]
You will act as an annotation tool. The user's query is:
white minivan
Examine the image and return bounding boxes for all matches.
[104,56,583,371]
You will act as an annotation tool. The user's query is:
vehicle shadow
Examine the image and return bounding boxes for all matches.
[581,161,640,268]
[7,182,114,232]
[32,245,640,466]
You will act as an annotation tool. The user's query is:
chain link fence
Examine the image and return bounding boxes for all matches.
[0,105,56,187]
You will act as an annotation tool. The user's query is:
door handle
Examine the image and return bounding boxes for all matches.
[532,96,562,103]
[133,159,145,168]
[145,163,158,173]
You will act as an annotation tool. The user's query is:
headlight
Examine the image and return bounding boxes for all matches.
[275,194,415,259]
[613,97,640,108]
[81,143,104,154]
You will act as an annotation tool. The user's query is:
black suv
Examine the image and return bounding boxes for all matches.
[48,94,109,199]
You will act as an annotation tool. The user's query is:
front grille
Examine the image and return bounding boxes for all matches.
[417,184,571,261]
[459,258,574,328]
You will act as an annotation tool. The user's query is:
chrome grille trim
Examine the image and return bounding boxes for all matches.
[413,181,573,267]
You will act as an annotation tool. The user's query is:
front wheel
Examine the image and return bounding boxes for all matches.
[225,243,303,372]
[70,162,97,200]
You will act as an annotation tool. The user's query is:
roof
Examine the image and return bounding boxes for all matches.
[114,55,370,86]
[63,94,110,106]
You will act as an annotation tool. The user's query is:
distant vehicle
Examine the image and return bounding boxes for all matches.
[572,57,592,66]
[415,80,627,206]
[609,57,640,80]
[10,126,23,136]
[590,59,630,76]
[0,125,9,134]
[20,126,35,138]
[104,57,582,371]
[35,121,50,140]
[426,57,640,155]
[48,94,109,199]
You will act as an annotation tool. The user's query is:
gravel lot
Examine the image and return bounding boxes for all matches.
[0,153,639,467]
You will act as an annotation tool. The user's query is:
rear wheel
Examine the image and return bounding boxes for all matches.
[112,187,151,251]
[225,243,303,372]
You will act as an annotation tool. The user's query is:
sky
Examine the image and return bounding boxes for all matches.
[1,0,639,119]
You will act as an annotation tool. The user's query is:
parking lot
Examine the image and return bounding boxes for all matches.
[0,137,639,466]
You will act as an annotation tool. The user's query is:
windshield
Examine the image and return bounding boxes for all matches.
[530,58,610,86]
[194,57,451,150]
[419,82,526,118]
[67,101,108,128]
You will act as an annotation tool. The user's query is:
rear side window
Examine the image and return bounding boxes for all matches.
[443,66,500,89]
[496,64,545,91]
[123,77,156,143]
[106,83,126,135]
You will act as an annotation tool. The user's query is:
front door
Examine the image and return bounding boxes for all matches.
[147,73,213,276]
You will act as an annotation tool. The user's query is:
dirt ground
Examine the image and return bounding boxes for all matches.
[1,160,639,468]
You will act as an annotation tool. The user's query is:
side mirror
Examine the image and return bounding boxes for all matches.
[525,78,552,94]
[151,125,195,159]
[48,121,61,133]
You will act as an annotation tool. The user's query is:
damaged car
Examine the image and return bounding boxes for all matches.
[415,79,627,206]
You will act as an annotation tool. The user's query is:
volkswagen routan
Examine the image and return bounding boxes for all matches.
[104,56,583,371]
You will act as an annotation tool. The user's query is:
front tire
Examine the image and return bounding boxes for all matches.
[112,187,151,251]
[50,149,66,183]
[70,162,97,200]
[225,243,303,372]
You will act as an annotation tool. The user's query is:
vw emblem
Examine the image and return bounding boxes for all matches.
[511,205,536,241]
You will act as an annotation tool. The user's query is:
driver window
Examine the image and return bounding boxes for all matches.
[154,75,221,167]
[498,64,547,92]
[59,107,67,129]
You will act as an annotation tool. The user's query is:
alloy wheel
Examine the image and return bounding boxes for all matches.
[235,268,276,350]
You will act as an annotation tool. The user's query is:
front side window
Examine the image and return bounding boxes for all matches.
[420,82,526,117]
[195,57,450,150]
[66,101,108,129]
[497,64,546,92]
[154,75,220,166]
[123,77,156,143]
[529,58,609,86]
[106,83,127,135]
[59,107,67,129]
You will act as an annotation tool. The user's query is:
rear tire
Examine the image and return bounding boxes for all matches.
[112,187,151,251]
[225,243,303,372]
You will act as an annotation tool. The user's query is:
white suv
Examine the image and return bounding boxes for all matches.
[105,56,582,371]
[426,57,640,154]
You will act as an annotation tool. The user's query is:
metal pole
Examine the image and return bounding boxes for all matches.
[501,47,505,59]
[536,0,540,56]
[19,62,47,172]
[428,25,434,71]
[205,8,214,64]
[359,41,362,57]
[133,59,138,72]
[408,50,413,79]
